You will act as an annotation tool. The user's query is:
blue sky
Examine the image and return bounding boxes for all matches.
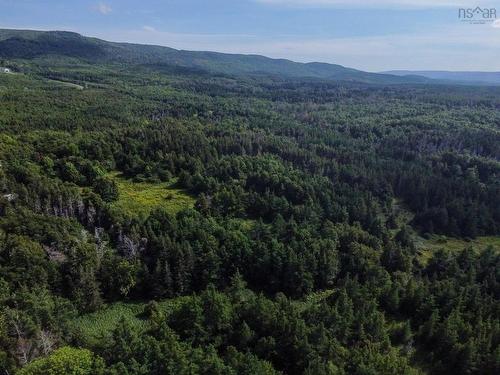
[1,0,499,71]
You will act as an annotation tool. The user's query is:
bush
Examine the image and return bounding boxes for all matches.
[17,347,105,375]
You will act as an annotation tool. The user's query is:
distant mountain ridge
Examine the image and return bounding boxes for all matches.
[0,28,431,84]
[383,70,500,86]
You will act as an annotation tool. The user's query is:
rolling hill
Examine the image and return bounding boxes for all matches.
[0,28,430,84]
[383,70,500,86]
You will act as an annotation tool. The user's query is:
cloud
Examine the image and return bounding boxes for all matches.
[256,0,493,9]
[96,2,112,15]
[493,19,500,28]
[143,26,156,32]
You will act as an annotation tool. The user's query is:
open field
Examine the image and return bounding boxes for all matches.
[108,172,196,218]
[416,235,500,263]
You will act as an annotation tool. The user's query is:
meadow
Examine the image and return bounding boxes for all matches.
[107,172,196,218]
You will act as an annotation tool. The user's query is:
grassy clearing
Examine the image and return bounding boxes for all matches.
[388,199,499,264]
[416,235,500,252]
[108,172,196,218]
[71,297,192,347]
[45,78,84,90]
[226,217,256,232]
[1,71,84,90]
[415,235,500,263]
[71,302,146,347]
[0,73,84,92]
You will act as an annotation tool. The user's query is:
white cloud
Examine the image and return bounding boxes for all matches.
[143,26,156,32]
[96,2,112,15]
[256,0,494,9]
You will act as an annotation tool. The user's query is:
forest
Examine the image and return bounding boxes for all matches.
[0,30,499,375]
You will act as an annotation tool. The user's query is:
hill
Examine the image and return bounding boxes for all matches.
[383,70,500,86]
[0,28,430,84]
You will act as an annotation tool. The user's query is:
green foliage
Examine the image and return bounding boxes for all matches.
[93,176,119,203]
[17,346,105,375]
[71,298,192,347]
[417,235,500,263]
[70,303,148,347]
[0,29,428,84]
[107,172,195,219]
[0,30,499,375]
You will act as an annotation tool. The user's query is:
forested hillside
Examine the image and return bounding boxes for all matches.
[0,29,431,84]
[0,31,499,375]
[384,70,500,86]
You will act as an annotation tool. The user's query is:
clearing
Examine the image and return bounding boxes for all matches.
[107,172,196,218]
[71,297,192,347]
[416,235,500,263]
[45,78,84,90]
[389,199,499,263]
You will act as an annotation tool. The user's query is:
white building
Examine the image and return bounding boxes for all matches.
[1,68,11,73]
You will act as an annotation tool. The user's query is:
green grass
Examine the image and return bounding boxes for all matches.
[71,297,192,347]
[416,235,500,263]
[71,302,147,347]
[226,217,256,232]
[45,78,84,90]
[388,199,499,264]
[108,172,196,218]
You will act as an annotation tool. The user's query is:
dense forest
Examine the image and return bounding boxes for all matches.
[0,30,499,375]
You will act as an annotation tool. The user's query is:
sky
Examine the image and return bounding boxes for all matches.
[1,0,500,71]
